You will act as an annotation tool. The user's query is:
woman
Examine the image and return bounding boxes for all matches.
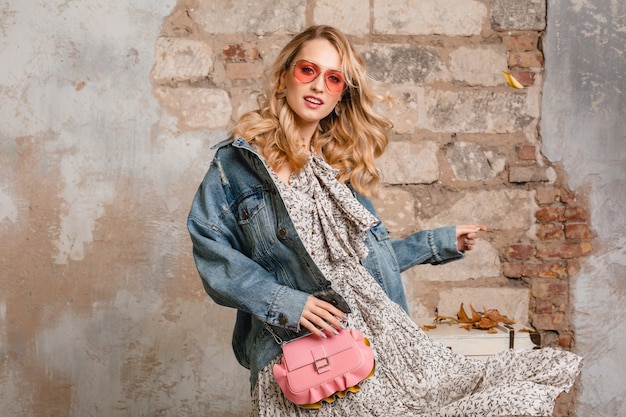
[188,25,581,416]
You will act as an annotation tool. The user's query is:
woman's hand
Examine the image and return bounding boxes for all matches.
[456,224,487,252]
[299,296,346,338]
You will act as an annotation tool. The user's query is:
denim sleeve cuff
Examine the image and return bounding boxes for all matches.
[430,225,464,264]
[266,286,310,331]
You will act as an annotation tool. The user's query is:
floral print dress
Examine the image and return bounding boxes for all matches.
[252,153,582,417]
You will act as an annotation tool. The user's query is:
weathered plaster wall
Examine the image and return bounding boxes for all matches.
[0,0,617,416]
[0,1,249,416]
[542,1,626,416]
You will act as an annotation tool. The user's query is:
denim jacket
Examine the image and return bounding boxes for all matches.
[187,137,462,389]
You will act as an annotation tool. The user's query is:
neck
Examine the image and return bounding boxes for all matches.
[298,122,319,149]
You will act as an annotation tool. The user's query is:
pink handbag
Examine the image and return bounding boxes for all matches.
[272,328,375,408]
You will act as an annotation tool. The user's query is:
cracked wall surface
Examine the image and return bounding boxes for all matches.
[0,0,623,416]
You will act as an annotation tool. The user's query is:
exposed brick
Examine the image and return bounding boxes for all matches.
[491,0,546,31]
[378,141,439,184]
[445,141,506,181]
[534,298,554,314]
[535,206,565,222]
[535,186,559,205]
[163,8,196,37]
[508,70,537,87]
[517,144,536,160]
[509,50,544,68]
[313,0,370,36]
[567,260,581,276]
[450,45,508,87]
[565,223,594,239]
[549,282,568,298]
[222,43,259,62]
[508,244,534,260]
[365,44,445,84]
[564,206,588,221]
[378,85,420,134]
[500,32,540,51]
[560,189,578,204]
[521,262,539,278]
[509,166,550,183]
[152,37,213,84]
[555,300,568,312]
[523,261,567,278]
[153,87,232,129]
[559,332,574,348]
[541,331,560,346]
[373,187,417,235]
[553,389,575,417]
[538,261,568,279]
[226,62,260,80]
[364,43,445,84]
[422,189,534,231]
[536,242,592,259]
[191,0,305,34]
[532,312,566,331]
[503,262,523,278]
[423,90,536,133]
[536,223,564,240]
[532,280,568,298]
[374,0,487,36]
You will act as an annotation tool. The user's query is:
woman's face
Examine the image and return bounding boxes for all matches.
[281,38,344,136]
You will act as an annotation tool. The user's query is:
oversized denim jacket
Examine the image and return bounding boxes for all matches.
[187,137,463,389]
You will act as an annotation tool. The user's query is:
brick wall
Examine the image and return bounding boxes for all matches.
[152,1,592,415]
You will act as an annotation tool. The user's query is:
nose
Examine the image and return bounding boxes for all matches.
[310,72,325,92]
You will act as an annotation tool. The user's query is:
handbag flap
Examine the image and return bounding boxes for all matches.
[281,329,356,372]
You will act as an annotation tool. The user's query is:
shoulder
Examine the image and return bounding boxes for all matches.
[211,137,235,150]
[211,136,257,158]
[204,137,267,186]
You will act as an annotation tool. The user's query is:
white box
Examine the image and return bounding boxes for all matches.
[424,324,539,361]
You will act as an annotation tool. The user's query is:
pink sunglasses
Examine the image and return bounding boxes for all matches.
[290,59,346,94]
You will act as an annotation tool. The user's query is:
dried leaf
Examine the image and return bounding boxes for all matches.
[469,305,481,322]
[487,328,498,334]
[434,315,458,324]
[420,324,437,331]
[457,303,481,323]
[484,309,516,325]
[476,317,499,329]
[502,71,524,89]
[460,324,473,331]
[457,303,470,322]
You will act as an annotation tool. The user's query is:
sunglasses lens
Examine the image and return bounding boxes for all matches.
[325,71,345,93]
[293,60,345,94]
[294,60,319,83]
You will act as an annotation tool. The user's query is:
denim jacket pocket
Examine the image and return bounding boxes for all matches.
[234,189,277,259]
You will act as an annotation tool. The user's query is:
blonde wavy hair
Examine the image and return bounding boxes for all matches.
[231,25,392,197]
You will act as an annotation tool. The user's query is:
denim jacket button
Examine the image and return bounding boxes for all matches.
[278,228,287,236]
[279,315,287,325]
